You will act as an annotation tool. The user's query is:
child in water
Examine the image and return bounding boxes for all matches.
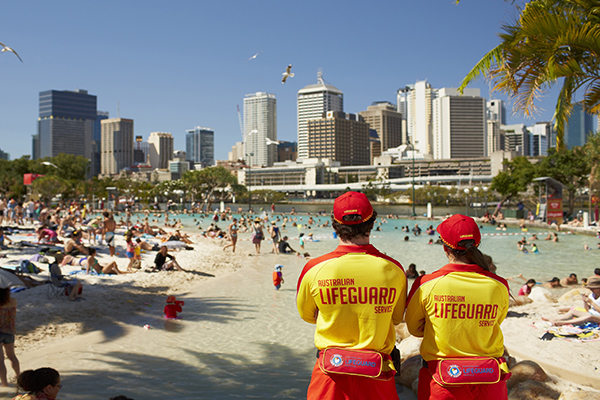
[273,264,284,290]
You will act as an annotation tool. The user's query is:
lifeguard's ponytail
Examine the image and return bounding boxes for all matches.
[448,239,490,272]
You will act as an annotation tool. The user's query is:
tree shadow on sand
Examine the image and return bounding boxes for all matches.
[55,342,315,400]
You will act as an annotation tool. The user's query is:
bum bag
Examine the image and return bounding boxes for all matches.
[319,348,395,381]
[428,357,511,386]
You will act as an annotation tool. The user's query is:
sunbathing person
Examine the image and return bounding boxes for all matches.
[543,277,600,326]
[85,248,127,275]
[173,230,193,244]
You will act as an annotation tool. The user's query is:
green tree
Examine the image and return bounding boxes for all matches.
[31,176,68,204]
[182,167,237,210]
[584,131,600,197]
[490,156,536,206]
[459,0,600,149]
[536,146,590,214]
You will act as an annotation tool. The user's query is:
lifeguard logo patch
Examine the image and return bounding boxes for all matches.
[330,354,344,367]
[447,365,462,378]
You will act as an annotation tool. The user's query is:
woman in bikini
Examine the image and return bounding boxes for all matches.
[223,218,238,253]
[85,248,127,275]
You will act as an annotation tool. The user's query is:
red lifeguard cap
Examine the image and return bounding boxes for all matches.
[333,192,373,225]
[436,214,481,250]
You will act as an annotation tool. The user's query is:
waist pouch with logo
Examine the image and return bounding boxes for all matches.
[319,348,395,380]
[430,357,510,386]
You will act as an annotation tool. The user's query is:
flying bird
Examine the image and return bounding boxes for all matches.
[265,138,280,146]
[0,42,22,62]
[246,51,262,62]
[281,64,294,84]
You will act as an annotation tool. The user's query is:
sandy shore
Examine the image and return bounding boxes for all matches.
[0,225,599,398]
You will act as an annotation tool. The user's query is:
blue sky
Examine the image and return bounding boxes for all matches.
[0,0,558,161]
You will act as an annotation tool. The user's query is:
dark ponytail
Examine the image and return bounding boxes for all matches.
[447,239,490,271]
[17,368,60,393]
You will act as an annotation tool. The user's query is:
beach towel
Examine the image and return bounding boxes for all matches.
[534,320,600,342]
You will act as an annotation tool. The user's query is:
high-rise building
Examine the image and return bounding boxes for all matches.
[133,135,150,164]
[186,127,214,168]
[486,99,506,125]
[359,102,403,153]
[277,141,297,162]
[501,124,530,156]
[0,149,9,160]
[228,142,244,162]
[101,118,134,175]
[530,122,552,156]
[148,132,174,169]
[35,89,97,174]
[243,92,277,167]
[432,88,487,159]
[297,72,343,159]
[398,80,435,155]
[307,112,370,166]
[92,111,109,177]
[565,102,595,149]
[487,120,503,156]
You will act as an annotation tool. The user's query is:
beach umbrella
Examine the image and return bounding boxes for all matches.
[0,269,25,289]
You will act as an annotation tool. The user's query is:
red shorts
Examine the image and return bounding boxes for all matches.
[418,366,508,400]
[307,361,399,400]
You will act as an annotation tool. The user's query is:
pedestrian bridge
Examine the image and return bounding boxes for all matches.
[250,174,493,193]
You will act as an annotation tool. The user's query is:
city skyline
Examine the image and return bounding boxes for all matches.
[0,0,564,163]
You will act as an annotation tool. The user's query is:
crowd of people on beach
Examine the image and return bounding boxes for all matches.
[2,194,600,399]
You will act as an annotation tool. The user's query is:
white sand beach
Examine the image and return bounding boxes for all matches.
[0,226,599,398]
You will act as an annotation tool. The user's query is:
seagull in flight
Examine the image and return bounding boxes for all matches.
[246,51,262,62]
[0,42,22,62]
[281,64,294,84]
[265,138,280,146]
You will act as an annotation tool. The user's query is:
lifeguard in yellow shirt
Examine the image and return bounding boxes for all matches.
[297,191,407,400]
[405,214,510,400]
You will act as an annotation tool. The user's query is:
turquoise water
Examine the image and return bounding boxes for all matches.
[131,207,599,287]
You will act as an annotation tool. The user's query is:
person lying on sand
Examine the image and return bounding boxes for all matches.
[543,276,600,326]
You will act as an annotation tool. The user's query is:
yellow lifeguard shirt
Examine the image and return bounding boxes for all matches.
[296,244,407,355]
[405,263,509,362]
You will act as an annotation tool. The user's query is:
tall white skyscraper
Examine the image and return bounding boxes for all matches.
[297,71,343,159]
[243,92,277,167]
[529,122,552,156]
[397,80,435,155]
[101,118,134,176]
[148,132,174,169]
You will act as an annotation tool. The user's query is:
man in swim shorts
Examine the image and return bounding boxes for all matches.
[296,191,407,400]
[103,211,116,257]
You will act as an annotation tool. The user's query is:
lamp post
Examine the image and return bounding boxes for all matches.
[483,186,489,214]
[407,140,416,217]
[464,188,470,216]
[246,153,253,212]
[244,130,258,213]
[473,186,480,218]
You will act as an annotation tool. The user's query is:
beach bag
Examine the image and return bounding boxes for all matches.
[65,286,83,296]
[431,357,505,386]
[319,348,395,381]
[19,260,40,274]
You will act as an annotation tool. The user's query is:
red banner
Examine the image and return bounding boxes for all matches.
[547,199,563,224]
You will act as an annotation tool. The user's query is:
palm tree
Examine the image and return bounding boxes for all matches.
[459,0,600,150]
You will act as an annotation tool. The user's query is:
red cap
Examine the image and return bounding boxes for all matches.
[436,214,481,250]
[333,192,373,225]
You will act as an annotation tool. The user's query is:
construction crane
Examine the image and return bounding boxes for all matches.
[237,105,244,138]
